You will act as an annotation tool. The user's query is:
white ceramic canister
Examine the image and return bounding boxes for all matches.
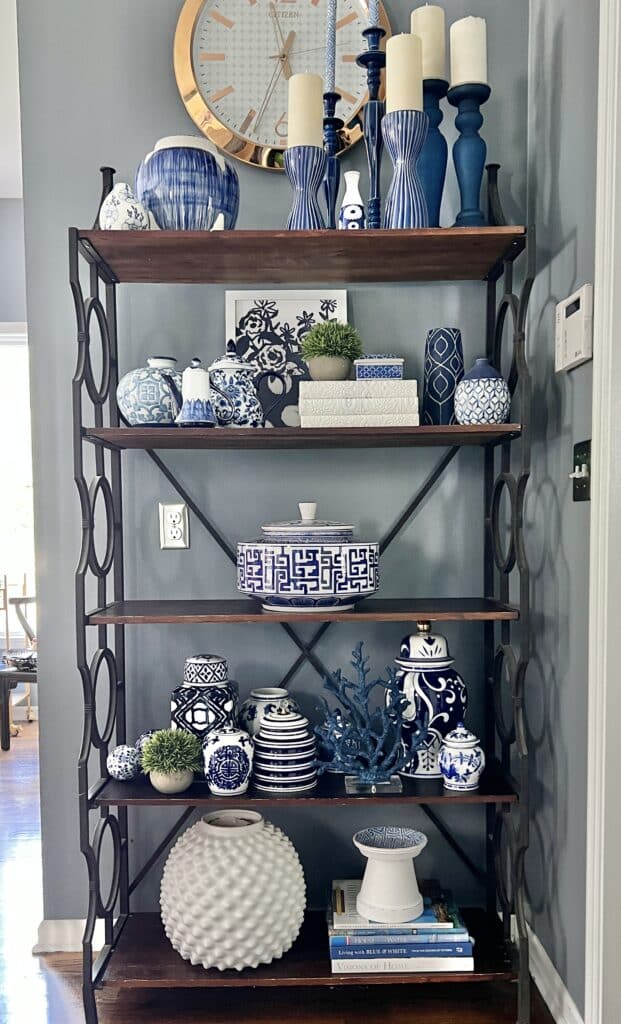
[203,726,254,796]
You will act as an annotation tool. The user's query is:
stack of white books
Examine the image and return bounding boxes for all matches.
[299,380,419,428]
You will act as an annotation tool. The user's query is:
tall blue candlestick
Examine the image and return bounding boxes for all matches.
[357,25,386,229]
[326,0,336,94]
[418,78,449,228]
[447,82,491,227]
[323,90,344,229]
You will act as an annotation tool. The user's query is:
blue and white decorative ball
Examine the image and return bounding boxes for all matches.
[135,731,157,759]
[107,744,141,781]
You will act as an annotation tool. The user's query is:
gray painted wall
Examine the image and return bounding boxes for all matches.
[17,0,529,924]
[0,198,26,322]
[525,0,598,1013]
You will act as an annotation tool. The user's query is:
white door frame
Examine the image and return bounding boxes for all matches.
[585,0,621,1020]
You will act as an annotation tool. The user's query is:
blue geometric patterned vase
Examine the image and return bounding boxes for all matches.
[454,358,511,425]
[422,328,465,425]
[382,109,429,230]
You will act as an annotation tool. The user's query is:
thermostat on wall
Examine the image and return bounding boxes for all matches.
[555,284,593,372]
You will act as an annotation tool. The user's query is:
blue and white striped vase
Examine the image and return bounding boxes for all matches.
[422,328,465,425]
[284,146,327,230]
[382,110,430,230]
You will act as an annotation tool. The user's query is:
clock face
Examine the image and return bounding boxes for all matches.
[174,0,390,169]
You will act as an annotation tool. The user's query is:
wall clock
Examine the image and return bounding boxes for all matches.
[174,0,391,171]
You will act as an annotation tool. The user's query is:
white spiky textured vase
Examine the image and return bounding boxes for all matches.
[160,809,306,971]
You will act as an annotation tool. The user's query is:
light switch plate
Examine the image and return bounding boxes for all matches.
[555,284,593,372]
[159,503,190,548]
[571,440,591,502]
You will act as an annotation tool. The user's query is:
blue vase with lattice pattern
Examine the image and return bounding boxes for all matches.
[422,328,465,425]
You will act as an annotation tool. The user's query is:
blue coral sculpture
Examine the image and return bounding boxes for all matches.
[315,642,427,784]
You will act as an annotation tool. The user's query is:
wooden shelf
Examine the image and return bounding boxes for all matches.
[95,760,516,807]
[86,424,521,451]
[102,909,516,990]
[87,597,519,625]
[77,227,526,285]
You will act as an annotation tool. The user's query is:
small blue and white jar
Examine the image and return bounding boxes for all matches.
[454,358,511,425]
[99,183,151,231]
[107,744,141,781]
[338,171,366,230]
[238,687,300,738]
[203,726,254,796]
[117,356,183,426]
[439,722,486,791]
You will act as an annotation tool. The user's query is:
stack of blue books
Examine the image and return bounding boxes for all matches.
[328,880,475,974]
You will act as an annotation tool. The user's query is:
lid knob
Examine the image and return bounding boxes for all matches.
[298,501,317,523]
[417,621,432,634]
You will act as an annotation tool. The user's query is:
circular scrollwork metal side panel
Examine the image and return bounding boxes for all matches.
[490,472,518,574]
[493,809,517,916]
[92,815,122,917]
[90,648,118,750]
[83,297,111,406]
[87,476,116,578]
[493,293,519,391]
[492,644,517,746]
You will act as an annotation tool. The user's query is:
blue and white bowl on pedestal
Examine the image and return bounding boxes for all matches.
[454,358,511,425]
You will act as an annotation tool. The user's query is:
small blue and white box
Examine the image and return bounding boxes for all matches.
[354,355,405,380]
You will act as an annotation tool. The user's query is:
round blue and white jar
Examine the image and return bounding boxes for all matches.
[454,358,511,425]
[203,726,254,796]
[107,744,141,781]
[238,687,300,738]
[439,722,486,791]
[136,135,239,231]
[117,356,182,426]
[99,183,151,231]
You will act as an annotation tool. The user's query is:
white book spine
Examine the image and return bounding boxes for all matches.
[301,414,420,428]
[299,397,419,416]
[330,956,475,974]
[299,380,418,399]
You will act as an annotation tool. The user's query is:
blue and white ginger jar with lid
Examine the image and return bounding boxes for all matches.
[394,622,468,779]
[454,358,511,425]
[117,356,182,426]
[439,722,485,791]
[203,725,254,796]
[136,135,239,231]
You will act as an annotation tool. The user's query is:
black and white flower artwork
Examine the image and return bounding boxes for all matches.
[225,290,348,426]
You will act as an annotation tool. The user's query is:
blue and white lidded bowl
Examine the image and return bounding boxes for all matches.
[354,355,405,380]
[238,687,300,737]
[253,709,318,793]
[237,502,379,612]
[136,135,239,231]
[107,744,141,781]
[116,356,183,426]
[203,725,254,796]
[439,722,485,791]
[454,358,511,425]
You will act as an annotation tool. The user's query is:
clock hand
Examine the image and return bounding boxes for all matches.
[254,60,285,135]
[269,1,287,52]
[280,30,296,81]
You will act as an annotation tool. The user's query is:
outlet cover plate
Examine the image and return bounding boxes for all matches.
[572,440,591,502]
[159,503,190,549]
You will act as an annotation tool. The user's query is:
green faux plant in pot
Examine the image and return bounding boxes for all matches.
[141,728,202,794]
[301,321,363,381]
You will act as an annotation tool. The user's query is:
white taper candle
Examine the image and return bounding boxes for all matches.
[368,0,380,28]
[326,0,337,93]
[411,5,446,81]
[449,16,488,87]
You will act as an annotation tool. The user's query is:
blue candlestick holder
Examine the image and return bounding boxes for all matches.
[382,109,429,230]
[284,145,327,230]
[323,91,344,230]
[447,83,491,227]
[357,26,386,230]
[419,79,449,228]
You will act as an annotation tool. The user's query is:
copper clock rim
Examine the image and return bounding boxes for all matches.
[173,0,391,172]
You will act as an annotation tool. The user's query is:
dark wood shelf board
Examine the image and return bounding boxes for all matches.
[85,424,522,451]
[87,597,519,625]
[95,760,516,807]
[77,227,526,285]
[102,909,516,990]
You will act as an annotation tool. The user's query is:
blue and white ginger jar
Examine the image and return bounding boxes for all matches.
[439,722,485,791]
[117,356,182,426]
[203,725,254,796]
[454,358,511,425]
[107,744,141,781]
[171,654,237,742]
[238,687,300,738]
[99,183,151,231]
[395,622,468,779]
[136,135,239,231]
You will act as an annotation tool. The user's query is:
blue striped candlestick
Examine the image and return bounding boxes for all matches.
[357,26,386,230]
[323,91,344,229]
[284,146,327,230]
[447,83,491,227]
[382,109,430,230]
[419,79,449,228]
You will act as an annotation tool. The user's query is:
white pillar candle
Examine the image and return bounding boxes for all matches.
[385,33,423,113]
[411,5,446,81]
[287,73,324,149]
[450,16,487,87]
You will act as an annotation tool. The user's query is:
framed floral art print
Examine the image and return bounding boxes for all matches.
[225,290,348,427]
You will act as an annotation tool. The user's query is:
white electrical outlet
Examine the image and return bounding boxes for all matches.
[555,284,593,372]
[159,503,190,549]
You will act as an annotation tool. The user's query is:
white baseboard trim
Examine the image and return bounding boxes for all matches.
[12,705,38,721]
[527,925,584,1024]
[33,918,104,954]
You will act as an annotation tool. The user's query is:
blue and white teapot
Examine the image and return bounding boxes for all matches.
[208,342,286,428]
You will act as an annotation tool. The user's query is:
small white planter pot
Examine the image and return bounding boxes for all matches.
[306,356,352,381]
[353,826,428,923]
[150,769,194,794]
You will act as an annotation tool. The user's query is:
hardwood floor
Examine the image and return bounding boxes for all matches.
[0,725,555,1024]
